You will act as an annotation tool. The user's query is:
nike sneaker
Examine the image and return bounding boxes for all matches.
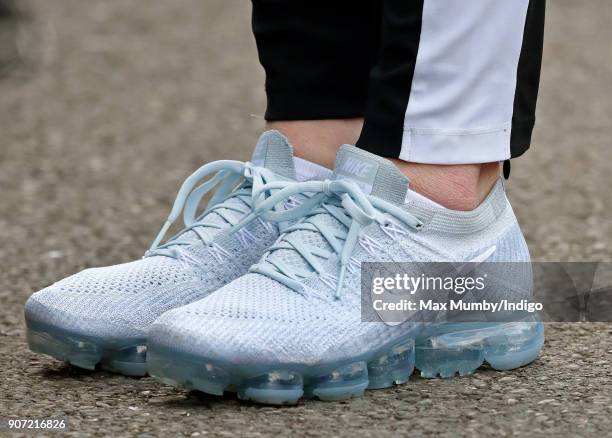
[24,130,328,376]
[147,145,544,403]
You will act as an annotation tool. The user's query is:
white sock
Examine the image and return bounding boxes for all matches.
[294,157,332,181]
[404,188,446,209]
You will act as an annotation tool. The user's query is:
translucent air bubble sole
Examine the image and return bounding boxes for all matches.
[148,340,415,405]
[148,316,544,405]
[414,318,545,378]
[26,324,147,377]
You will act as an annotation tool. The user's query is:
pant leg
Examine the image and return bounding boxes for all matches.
[356,0,546,164]
[251,0,381,121]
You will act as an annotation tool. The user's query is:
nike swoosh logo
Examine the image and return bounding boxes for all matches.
[375,245,498,327]
[452,245,497,276]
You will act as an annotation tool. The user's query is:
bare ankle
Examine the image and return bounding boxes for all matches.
[267,119,363,169]
[263,120,499,210]
[391,161,500,211]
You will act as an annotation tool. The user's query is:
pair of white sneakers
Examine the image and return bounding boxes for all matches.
[25,130,544,405]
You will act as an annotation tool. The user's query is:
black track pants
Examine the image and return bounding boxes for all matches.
[252,0,545,164]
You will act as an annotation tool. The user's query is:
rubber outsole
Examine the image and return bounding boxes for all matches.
[26,324,147,377]
[148,316,544,405]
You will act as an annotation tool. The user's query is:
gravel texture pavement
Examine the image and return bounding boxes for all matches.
[1,1,611,436]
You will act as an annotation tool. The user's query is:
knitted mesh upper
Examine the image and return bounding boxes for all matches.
[149,149,532,367]
[24,131,298,339]
[26,210,280,338]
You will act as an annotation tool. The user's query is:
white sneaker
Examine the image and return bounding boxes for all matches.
[148,145,543,403]
[24,130,329,376]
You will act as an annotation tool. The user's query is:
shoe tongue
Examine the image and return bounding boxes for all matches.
[251,130,296,180]
[262,145,409,284]
[332,144,408,205]
[167,131,296,249]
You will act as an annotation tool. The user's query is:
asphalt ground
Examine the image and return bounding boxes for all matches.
[1,1,611,436]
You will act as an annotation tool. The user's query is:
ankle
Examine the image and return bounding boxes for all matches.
[391,161,500,211]
[267,119,363,169]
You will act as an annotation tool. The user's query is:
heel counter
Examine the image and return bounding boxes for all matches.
[494,205,533,300]
[496,189,531,264]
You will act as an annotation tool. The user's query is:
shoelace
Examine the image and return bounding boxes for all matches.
[146,160,278,260]
[236,179,423,298]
